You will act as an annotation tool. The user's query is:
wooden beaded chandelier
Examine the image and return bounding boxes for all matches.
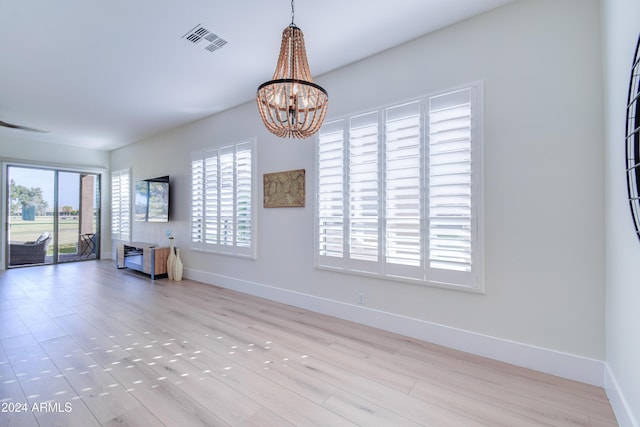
[256,1,328,139]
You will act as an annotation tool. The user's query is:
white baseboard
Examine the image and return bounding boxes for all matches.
[185,268,605,388]
[605,363,639,427]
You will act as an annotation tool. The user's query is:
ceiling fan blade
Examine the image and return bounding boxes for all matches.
[0,119,49,133]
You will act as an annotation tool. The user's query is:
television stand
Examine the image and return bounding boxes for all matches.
[116,242,170,280]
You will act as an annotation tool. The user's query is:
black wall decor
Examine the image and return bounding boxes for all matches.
[626,34,640,241]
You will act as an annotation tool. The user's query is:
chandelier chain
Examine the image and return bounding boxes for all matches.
[291,0,295,25]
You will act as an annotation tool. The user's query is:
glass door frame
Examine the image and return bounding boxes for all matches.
[2,161,102,269]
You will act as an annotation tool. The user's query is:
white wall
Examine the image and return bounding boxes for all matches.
[602,0,640,424]
[111,0,606,384]
[0,134,110,265]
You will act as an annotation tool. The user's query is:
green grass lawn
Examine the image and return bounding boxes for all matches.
[9,216,95,254]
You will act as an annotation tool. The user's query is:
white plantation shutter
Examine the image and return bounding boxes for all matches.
[191,156,205,243]
[191,139,256,258]
[384,101,423,278]
[204,150,218,244]
[219,146,235,247]
[427,87,480,287]
[235,141,253,248]
[348,112,380,269]
[111,169,130,241]
[315,83,482,291]
[317,120,346,266]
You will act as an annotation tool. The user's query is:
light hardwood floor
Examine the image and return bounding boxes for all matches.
[0,261,617,426]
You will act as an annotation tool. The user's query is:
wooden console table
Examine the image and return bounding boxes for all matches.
[116,242,170,280]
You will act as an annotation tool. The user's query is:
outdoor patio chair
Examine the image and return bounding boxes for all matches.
[9,232,52,265]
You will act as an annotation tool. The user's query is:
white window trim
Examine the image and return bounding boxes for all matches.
[111,168,131,242]
[314,82,484,293]
[190,138,257,260]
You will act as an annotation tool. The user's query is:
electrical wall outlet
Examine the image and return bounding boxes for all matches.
[358,292,365,305]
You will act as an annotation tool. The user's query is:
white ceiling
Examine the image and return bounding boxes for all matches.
[0,0,513,151]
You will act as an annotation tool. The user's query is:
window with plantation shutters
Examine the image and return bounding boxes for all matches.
[235,146,253,248]
[428,88,474,282]
[219,146,235,247]
[191,139,256,258]
[349,112,380,268]
[315,83,483,291]
[111,169,130,241]
[317,120,345,262]
[204,151,218,243]
[385,101,423,279]
[191,156,205,243]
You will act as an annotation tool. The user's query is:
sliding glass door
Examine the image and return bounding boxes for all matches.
[7,167,55,266]
[6,165,100,267]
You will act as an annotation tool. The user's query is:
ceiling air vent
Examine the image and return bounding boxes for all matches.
[182,24,228,53]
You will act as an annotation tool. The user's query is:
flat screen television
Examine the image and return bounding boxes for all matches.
[135,176,169,222]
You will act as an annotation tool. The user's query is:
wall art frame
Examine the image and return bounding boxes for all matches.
[263,169,306,208]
